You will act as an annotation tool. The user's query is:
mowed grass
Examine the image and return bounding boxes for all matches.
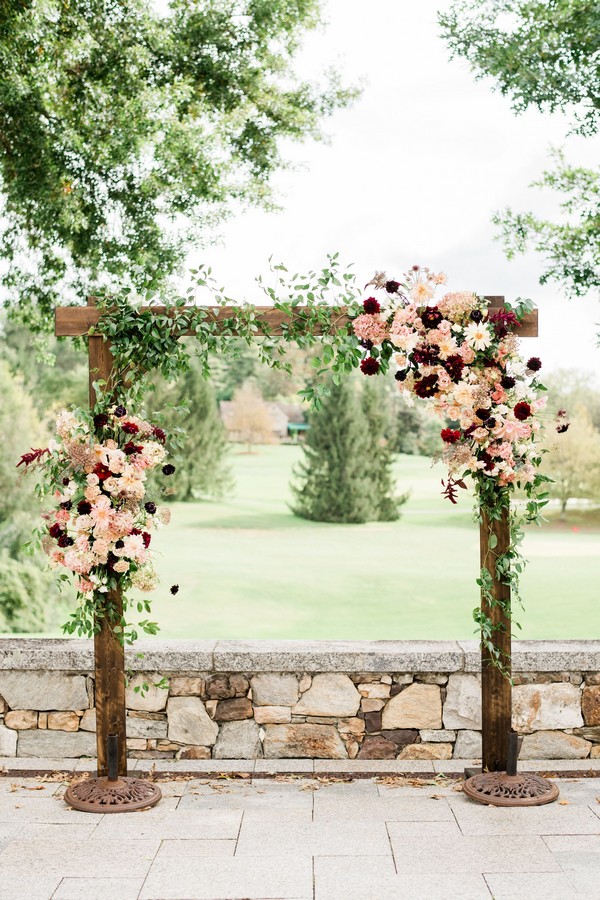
[146,445,600,641]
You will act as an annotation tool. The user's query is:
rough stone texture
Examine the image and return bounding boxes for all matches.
[167,697,218,747]
[399,742,453,760]
[337,717,365,736]
[512,683,583,732]
[229,675,250,696]
[253,706,291,725]
[520,730,592,759]
[0,694,6,714]
[213,720,261,759]
[38,713,47,729]
[80,708,96,732]
[263,724,347,759]
[0,672,88,711]
[178,745,211,760]
[420,729,456,742]
[126,738,147,751]
[591,745,600,758]
[167,676,205,697]
[443,674,481,730]
[125,673,169,712]
[215,697,253,722]
[251,674,299,707]
[47,711,79,732]
[293,674,360,717]
[364,711,382,733]
[18,729,96,757]
[126,715,168,740]
[381,684,442,730]
[357,735,396,760]
[575,726,600,743]
[357,683,390,699]
[4,710,37,730]
[361,699,385,712]
[205,674,236,700]
[380,729,419,746]
[453,730,482,759]
[0,722,17,755]
[582,686,600,725]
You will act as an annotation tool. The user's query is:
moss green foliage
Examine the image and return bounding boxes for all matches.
[0,0,355,326]
[291,378,402,523]
[0,553,49,632]
[439,0,600,300]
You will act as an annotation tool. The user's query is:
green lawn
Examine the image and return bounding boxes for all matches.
[140,446,600,641]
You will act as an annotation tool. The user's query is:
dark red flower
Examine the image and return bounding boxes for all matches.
[152,426,167,444]
[60,500,72,510]
[501,375,516,389]
[527,357,542,372]
[145,501,157,514]
[488,308,520,338]
[162,463,176,476]
[360,357,380,376]
[385,280,400,294]
[170,584,180,595]
[359,339,373,350]
[414,374,438,398]
[121,421,139,435]
[413,344,439,366]
[395,370,407,382]
[514,401,532,421]
[476,408,491,421]
[57,534,74,548]
[142,532,151,549]
[93,413,109,430]
[420,306,442,329]
[363,296,381,314]
[557,423,570,434]
[77,500,92,515]
[470,310,483,323]
[49,523,64,539]
[123,441,143,455]
[93,463,112,481]
[441,428,461,444]
[444,355,465,382]
[114,406,127,418]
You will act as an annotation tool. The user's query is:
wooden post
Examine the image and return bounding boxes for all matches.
[480,505,511,772]
[87,300,128,778]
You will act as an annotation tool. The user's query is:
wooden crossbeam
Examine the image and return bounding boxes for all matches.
[54,297,538,338]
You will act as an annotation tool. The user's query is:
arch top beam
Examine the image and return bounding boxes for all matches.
[54,296,538,338]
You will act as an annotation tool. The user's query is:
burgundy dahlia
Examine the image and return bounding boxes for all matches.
[500,376,516,389]
[476,408,491,421]
[413,345,439,366]
[93,413,109,430]
[152,426,167,444]
[527,357,542,372]
[414,374,439,398]
[93,463,112,481]
[360,356,380,376]
[124,441,143,455]
[363,297,381,314]
[470,310,483,323]
[385,280,400,294]
[145,501,157,514]
[77,500,92,515]
[121,421,139,435]
[441,428,461,444]
[49,523,64,539]
[420,305,442,329]
[514,401,532,421]
[162,463,176,476]
[114,406,127,418]
[395,370,407,382]
[444,355,465,382]
[57,534,74,548]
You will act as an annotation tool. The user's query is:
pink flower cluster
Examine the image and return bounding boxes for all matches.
[41,407,171,596]
[353,265,546,493]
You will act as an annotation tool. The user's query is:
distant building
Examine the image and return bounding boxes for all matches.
[220,400,307,444]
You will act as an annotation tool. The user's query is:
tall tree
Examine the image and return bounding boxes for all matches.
[439,0,600,300]
[0,0,355,327]
[361,379,405,521]
[291,379,398,524]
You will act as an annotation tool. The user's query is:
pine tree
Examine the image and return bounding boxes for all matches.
[291,379,376,524]
[147,360,233,501]
[361,379,405,522]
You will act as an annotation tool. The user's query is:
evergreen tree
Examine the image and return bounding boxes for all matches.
[147,359,233,501]
[361,379,405,522]
[291,379,376,524]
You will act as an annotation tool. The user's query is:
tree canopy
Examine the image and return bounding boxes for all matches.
[0,0,354,327]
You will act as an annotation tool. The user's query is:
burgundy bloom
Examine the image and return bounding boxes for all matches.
[363,296,381,314]
[359,339,374,350]
[57,534,74,548]
[476,408,491,421]
[123,441,143,455]
[93,463,112,481]
[414,374,439,398]
[142,532,151,549]
[527,357,542,372]
[152,426,167,444]
[145,501,157,514]
[470,309,483,323]
[413,344,439,366]
[557,423,570,434]
[444,355,465,382]
[420,306,442,329]
[93,413,109,430]
[114,406,127,418]
[121,421,139,435]
[60,500,72,510]
[77,500,92,515]
[514,401,532,421]
[488,308,520,338]
[49,523,64,539]
[162,463,176,476]
[395,370,407,382]
[115,539,125,549]
[385,280,400,294]
[360,357,380,376]
[486,417,496,428]
[441,428,461,444]
[464,424,478,438]
[62,476,70,486]
[501,375,516,389]
[170,584,180,595]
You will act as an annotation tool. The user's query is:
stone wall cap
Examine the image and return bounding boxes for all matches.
[459,640,600,673]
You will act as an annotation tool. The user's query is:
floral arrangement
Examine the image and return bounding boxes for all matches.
[18,404,176,641]
[351,265,555,506]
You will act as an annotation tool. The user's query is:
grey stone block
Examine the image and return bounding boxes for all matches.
[17,729,96,758]
[0,672,88,711]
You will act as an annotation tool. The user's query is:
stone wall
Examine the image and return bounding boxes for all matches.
[1,639,599,761]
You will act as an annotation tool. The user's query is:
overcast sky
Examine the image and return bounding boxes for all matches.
[185,0,600,376]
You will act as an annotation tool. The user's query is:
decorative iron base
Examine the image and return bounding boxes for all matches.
[463,771,559,807]
[64,776,162,813]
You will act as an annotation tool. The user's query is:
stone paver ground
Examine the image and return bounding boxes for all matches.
[1,761,600,899]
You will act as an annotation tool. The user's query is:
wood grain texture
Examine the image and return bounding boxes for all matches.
[88,299,128,778]
[55,296,539,337]
[480,506,512,773]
